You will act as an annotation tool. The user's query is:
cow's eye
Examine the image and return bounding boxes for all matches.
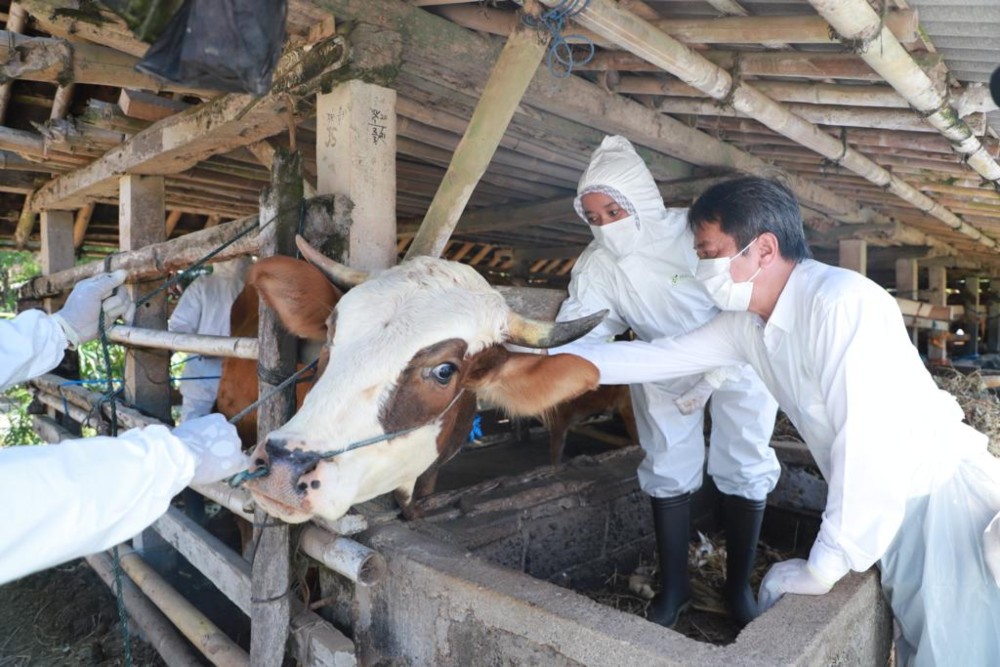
[430,362,458,385]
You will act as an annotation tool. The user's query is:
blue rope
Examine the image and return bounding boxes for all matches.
[522,0,594,78]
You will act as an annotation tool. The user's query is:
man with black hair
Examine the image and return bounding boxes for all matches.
[564,176,1000,665]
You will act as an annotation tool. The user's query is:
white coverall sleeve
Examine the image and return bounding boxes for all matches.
[0,425,197,585]
[167,281,203,335]
[806,295,928,583]
[562,315,745,385]
[552,255,631,347]
[0,311,69,391]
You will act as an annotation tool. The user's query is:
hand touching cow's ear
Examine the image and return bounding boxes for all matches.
[465,348,600,416]
[249,257,342,341]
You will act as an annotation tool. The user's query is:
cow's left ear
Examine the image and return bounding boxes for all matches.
[465,349,600,416]
[250,256,342,341]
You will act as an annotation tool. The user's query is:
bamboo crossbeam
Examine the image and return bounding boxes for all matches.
[115,545,250,667]
[658,97,985,134]
[30,373,161,431]
[406,23,550,259]
[300,526,387,586]
[106,326,259,360]
[545,0,998,250]
[807,0,1000,192]
[617,78,911,109]
[86,551,204,666]
[18,214,259,300]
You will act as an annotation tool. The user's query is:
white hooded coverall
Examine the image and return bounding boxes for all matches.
[0,310,243,585]
[555,136,779,500]
[567,258,1000,666]
[168,258,250,422]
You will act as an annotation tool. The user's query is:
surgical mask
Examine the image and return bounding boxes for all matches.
[695,238,762,311]
[590,215,640,258]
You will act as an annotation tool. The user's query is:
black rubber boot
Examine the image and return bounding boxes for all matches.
[647,493,692,627]
[722,494,767,627]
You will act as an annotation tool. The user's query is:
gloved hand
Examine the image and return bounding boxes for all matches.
[51,270,135,346]
[172,413,249,485]
[757,558,836,613]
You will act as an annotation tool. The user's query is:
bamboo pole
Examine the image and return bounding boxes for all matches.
[544,0,998,250]
[617,78,911,108]
[0,2,28,124]
[18,214,259,300]
[115,545,250,667]
[86,552,204,667]
[106,326,259,359]
[300,526,387,586]
[13,189,36,249]
[405,22,550,259]
[71,202,95,249]
[807,0,1000,192]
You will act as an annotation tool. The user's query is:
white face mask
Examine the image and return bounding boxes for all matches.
[695,238,762,311]
[590,215,640,259]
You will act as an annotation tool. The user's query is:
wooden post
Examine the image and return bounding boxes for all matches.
[927,264,948,364]
[120,175,173,567]
[250,149,302,666]
[896,257,919,345]
[404,23,549,259]
[39,209,79,434]
[72,202,95,249]
[316,80,397,271]
[838,239,867,275]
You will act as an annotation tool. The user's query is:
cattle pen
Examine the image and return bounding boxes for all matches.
[3,0,1000,665]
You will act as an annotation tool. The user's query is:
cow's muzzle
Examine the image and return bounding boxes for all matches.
[248,438,323,497]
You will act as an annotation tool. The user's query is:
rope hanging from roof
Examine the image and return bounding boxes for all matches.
[521,0,595,78]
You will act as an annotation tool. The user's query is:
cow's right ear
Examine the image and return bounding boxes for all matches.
[249,256,342,341]
[465,349,600,416]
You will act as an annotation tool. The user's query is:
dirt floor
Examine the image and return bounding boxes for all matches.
[0,560,165,667]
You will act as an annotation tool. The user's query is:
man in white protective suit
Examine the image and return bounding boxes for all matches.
[564,176,1000,665]
[0,270,247,585]
[552,136,780,627]
[168,257,251,422]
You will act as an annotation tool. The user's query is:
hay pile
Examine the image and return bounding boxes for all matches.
[932,369,1000,458]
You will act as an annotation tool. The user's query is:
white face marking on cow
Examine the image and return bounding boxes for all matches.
[247,257,510,523]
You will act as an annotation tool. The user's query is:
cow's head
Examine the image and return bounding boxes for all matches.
[243,236,603,523]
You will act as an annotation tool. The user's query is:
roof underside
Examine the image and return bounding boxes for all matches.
[1,0,999,288]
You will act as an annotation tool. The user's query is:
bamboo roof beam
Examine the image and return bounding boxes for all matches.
[0,30,215,96]
[539,0,996,248]
[31,33,381,210]
[659,98,985,134]
[72,202,95,249]
[18,0,150,58]
[437,5,919,47]
[617,78,911,109]
[574,50,945,84]
[808,0,1000,193]
[406,23,550,259]
[0,2,28,124]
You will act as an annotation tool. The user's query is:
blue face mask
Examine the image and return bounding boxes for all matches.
[694,238,761,311]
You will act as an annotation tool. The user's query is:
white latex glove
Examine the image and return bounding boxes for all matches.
[984,511,1000,588]
[172,413,249,485]
[51,270,135,346]
[757,558,836,613]
[674,377,714,415]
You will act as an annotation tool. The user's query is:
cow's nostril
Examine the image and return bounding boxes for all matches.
[297,482,308,492]
[263,437,323,493]
[254,458,266,467]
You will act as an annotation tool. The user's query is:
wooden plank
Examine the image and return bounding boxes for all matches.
[32,413,74,443]
[152,507,252,615]
[31,35,356,210]
[839,239,867,275]
[19,0,150,57]
[317,80,397,271]
[250,149,302,666]
[119,89,190,122]
[405,24,547,258]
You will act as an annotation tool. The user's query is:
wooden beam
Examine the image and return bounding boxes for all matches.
[31,32,383,210]
[14,190,37,249]
[49,83,75,121]
[0,30,214,95]
[317,79,398,271]
[72,202,95,249]
[616,78,910,109]
[118,89,190,122]
[164,209,183,237]
[406,23,549,259]
[0,2,28,124]
[18,0,150,57]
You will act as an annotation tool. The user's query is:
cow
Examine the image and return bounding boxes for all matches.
[541,385,638,466]
[217,236,605,524]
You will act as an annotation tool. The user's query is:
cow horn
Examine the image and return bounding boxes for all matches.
[295,235,370,289]
[506,309,608,349]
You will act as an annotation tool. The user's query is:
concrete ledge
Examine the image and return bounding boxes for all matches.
[350,523,891,666]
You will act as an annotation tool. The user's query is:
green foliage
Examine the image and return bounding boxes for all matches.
[1,386,42,446]
[0,251,40,314]
[79,339,127,383]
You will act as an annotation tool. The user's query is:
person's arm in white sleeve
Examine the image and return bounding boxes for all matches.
[0,414,247,585]
[550,255,630,351]
[167,280,204,335]
[0,311,70,391]
[561,314,746,385]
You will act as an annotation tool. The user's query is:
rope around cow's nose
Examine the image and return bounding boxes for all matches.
[228,389,468,488]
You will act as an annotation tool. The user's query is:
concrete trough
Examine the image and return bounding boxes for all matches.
[330,445,892,665]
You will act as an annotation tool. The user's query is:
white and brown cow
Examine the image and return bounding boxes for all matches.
[218,236,604,524]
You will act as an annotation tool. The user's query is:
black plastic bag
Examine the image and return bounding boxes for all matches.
[136,0,288,96]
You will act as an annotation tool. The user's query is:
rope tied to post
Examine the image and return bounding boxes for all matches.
[522,0,594,78]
